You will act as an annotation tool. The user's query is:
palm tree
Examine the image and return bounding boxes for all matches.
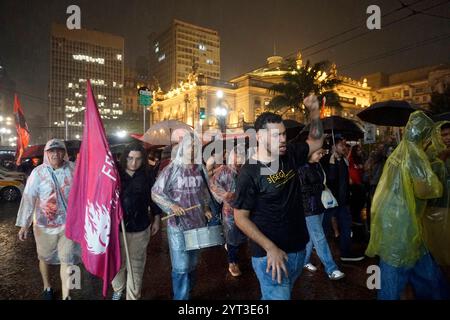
[268,59,342,119]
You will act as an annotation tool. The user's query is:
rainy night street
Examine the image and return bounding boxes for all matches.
[1,200,381,300]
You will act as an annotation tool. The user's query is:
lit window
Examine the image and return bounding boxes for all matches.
[68,83,73,88]
[206,59,213,65]
[158,54,166,62]
[116,54,122,61]
[155,47,159,53]
[72,54,105,65]
[199,44,206,51]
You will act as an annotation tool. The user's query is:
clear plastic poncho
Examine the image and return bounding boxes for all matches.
[365,111,443,268]
[151,133,211,231]
[423,121,450,266]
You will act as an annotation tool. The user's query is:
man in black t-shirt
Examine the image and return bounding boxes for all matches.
[233,94,324,300]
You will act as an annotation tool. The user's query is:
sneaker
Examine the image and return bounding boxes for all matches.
[328,270,345,280]
[42,288,54,300]
[112,291,123,300]
[340,253,365,262]
[228,263,242,277]
[303,263,317,272]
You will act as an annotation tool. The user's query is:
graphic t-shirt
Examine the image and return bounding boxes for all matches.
[233,142,310,257]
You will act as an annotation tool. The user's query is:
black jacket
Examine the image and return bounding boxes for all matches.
[120,168,161,233]
[321,155,350,206]
[297,162,326,216]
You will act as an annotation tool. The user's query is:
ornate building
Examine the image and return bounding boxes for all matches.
[149,52,372,132]
[365,64,450,109]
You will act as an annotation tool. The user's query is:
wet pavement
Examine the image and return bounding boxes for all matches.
[1,200,447,300]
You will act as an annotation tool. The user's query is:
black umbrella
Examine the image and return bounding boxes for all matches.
[283,119,305,142]
[432,112,450,122]
[301,116,364,141]
[357,100,418,127]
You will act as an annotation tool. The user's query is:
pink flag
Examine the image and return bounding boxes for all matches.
[66,80,123,297]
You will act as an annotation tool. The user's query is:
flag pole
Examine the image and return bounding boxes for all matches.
[120,220,136,291]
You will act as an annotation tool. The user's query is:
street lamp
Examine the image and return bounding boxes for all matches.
[115,130,128,139]
[215,90,227,133]
[214,106,227,133]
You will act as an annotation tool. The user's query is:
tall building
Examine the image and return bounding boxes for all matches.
[149,19,220,92]
[122,67,149,133]
[0,61,16,147]
[49,23,124,139]
[0,61,15,116]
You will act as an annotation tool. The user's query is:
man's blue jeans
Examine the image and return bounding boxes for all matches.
[305,213,339,275]
[379,252,450,300]
[251,250,305,300]
[167,224,200,300]
[323,206,352,257]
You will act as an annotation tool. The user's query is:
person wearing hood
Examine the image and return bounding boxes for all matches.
[16,139,80,300]
[366,111,449,300]
[151,132,212,300]
[423,121,450,269]
[210,145,247,277]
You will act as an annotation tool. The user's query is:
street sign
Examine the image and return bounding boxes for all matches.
[138,87,153,107]
[199,107,206,120]
[363,123,376,144]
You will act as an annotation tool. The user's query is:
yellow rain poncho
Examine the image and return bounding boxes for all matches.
[423,121,450,266]
[366,111,443,268]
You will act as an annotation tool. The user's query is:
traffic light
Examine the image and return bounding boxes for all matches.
[199,107,206,120]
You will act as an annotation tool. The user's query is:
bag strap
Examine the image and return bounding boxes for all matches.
[199,165,223,220]
[199,165,219,205]
[319,163,327,186]
[46,166,68,212]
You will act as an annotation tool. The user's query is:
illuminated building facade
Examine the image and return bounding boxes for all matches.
[149,19,220,92]
[49,24,124,139]
[150,53,372,132]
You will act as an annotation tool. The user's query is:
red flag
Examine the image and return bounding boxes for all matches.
[65,80,123,297]
[13,95,30,166]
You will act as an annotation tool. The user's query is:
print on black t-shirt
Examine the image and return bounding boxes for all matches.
[232,142,310,257]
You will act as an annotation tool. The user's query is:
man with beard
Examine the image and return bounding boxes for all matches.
[233,94,324,300]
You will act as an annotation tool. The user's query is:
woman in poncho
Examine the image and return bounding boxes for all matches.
[366,111,449,299]
[423,121,450,267]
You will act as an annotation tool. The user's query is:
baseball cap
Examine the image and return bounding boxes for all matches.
[44,139,66,151]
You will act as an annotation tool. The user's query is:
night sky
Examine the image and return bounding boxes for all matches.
[0,0,449,125]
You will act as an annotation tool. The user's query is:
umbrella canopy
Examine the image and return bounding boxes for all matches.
[432,112,450,122]
[357,100,418,127]
[283,119,305,142]
[301,116,364,141]
[143,120,193,146]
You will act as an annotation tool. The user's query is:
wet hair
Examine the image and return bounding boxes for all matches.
[441,123,450,131]
[254,112,283,132]
[119,142,148,172]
